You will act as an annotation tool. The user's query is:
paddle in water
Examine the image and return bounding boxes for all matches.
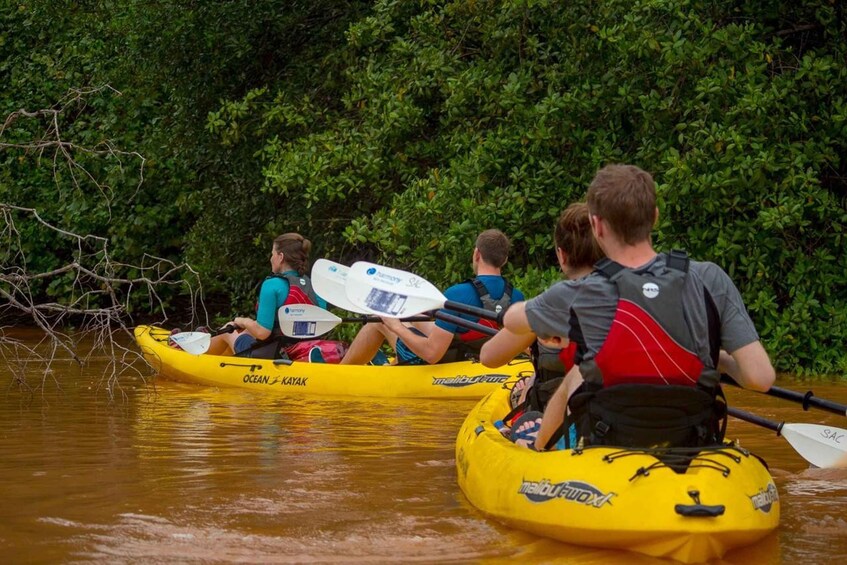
[344,261,499,321]
[729,406,847,469]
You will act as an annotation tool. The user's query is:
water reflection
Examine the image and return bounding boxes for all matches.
[0,362,845,562]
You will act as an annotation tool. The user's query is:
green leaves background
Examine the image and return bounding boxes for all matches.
[2,0,845,374]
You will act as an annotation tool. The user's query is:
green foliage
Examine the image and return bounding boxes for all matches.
[1,1,371,313]
[242,0,847,373]
[3,1,847,373]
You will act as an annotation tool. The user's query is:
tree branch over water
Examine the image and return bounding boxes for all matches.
[0,88,204,398]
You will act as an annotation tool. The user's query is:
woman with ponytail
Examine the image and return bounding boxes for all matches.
[206,233,327,358]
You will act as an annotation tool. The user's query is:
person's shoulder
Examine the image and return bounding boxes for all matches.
[481,274,526,300]
[686,258,744,298]
[511,286,526,302]
[261,274,290,290]
[688,259,731,281]
[443,278,477,302]
[537,276,587,298]
[444,278,476,293]
[576,270,611,288]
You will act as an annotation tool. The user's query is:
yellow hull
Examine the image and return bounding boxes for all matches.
[134,325,532,399]
[456,387,780,563]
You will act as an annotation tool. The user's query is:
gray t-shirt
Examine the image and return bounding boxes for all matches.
[525,254,759,369]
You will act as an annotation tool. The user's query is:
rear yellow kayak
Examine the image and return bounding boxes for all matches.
[456,387,780,563]
[134,325,531,399]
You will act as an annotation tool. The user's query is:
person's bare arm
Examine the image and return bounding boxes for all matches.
[480,328,535,367]
[382,318,454,364]
[536,365,584,449]
[719,341,774,392]
[502,302,534,334]
[535,380,568,449]
[234,316,271,341]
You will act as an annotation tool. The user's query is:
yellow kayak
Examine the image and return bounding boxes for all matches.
[134,325,531,399]
[456,386,780,563]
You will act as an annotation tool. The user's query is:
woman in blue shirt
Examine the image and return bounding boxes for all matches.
[206,233,325,358]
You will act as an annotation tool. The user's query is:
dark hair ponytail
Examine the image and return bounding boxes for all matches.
[273,233,312,275]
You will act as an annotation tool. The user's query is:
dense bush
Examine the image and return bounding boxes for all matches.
[1,1,371,312]
[221,0,845,374]
[3,1,846,373]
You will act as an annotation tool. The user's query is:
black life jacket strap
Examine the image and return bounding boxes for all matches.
[502,399,528,425]
[469,277,514,302]
[594,257,625,278]
[543,423,566,451]
[704,287,721,369]
[666,249,690,273]
[595,250,690,279]
[266,272,320,305]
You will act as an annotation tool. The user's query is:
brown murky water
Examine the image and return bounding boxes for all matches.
[1,333,846,563]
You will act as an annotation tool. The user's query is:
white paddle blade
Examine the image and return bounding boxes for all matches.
[345,261,447,318]
[278,303,341,338]
[782,423,847,469]
[311,259,369,314]
[168,332,212,355]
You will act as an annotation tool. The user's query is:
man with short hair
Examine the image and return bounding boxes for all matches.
[341,229,525,365]
[502,164,775,449]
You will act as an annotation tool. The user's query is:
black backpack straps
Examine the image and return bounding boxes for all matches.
[666,249,690,273]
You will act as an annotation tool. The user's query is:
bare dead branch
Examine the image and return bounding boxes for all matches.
[0,87,204,399]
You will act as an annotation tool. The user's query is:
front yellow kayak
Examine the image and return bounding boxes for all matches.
[456,387,780,563]
[134,325,531,399]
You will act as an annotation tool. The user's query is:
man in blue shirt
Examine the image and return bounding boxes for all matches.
[340,229,525,365]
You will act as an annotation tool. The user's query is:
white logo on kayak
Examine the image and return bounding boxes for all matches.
[518,479,615,508]
[432,375,510,387]
[750,483,779,513]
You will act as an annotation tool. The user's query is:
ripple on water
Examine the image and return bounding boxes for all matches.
[58,511,517,563]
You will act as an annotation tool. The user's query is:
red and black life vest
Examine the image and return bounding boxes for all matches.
[440,278,514,363]
[243,272,321,359]
[257,272,320,324]
[268,271,319,343]
[270,272,319,310]
[566,250,727,449]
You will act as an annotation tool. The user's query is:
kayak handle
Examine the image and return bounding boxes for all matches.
[674,489,725,517]
[674,503,726,517]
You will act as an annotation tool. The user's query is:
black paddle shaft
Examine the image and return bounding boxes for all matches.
[341,315,432,323]
[211,324,239,337]
[727,406,783,434]
[764,385,847,417]
[442,299,500,322]
[434,311,497,337]
[721,374,847,417]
